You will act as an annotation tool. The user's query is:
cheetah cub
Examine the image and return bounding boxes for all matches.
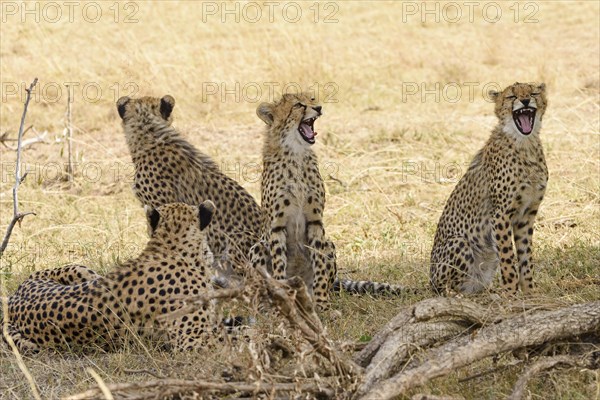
[251,93,337,309]
[430,82,548,295]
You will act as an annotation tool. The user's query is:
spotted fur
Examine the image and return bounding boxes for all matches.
[430,82,548,294]
[2,202,224,353]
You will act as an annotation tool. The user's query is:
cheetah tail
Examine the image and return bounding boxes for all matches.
[332,278,420,296]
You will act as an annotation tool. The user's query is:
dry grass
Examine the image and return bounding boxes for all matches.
[0,1,598,399]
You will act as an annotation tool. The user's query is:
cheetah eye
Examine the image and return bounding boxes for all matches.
[310,97,315,101]
[506,95,517,100]
[294,102,305,108]
[531,92,540,96]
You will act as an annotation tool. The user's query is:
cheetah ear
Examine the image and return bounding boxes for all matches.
[160,95,175,120]
[257,102,274,125]
[117,96,130,119]
[145,205,161,234]
[198,200,216,230]
[488,90,500,101]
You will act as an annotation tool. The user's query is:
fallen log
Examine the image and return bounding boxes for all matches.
[356,300,600,399]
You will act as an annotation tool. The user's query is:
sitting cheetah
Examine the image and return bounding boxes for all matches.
[430,82,548,295]
[117,95,263,272]
[252,93,411,309]
[2,202,223,353]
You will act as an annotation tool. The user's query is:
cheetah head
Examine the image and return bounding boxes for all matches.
[256,92,322,150]
[144,201,216,267]
[489,82,547,137]
[117,95,176,126]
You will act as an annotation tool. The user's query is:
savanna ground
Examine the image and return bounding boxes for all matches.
[0,1,598,399]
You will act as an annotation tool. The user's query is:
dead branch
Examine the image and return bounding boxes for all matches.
[20,130,48,150]
[358,321,469,394]
[65,84,74,182]
[355,297,493,368]
[0,78,38,256]
[0,127,47,150]
[508,353,599,400]
[157,262,360,387]
[64,379,335,400]
[411,297,496,324]
[253,264,362,380]
[356,300,600,400]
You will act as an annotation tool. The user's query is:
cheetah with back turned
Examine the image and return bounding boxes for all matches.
[3,202,223,353]
[117,95,263,272]
[430,82,548,295]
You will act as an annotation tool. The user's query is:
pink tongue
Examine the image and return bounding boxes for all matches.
[518,114,532,134]
[300,122,314,138]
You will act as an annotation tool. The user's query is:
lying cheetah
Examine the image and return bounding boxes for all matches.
[117,95,262,273]
[430,82,548,295]
[252,93,411,309]
[2,202,223,353]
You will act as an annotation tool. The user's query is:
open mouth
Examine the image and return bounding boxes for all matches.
[298,116,318,144]
[512,107,536,135]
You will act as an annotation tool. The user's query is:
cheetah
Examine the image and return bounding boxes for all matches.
[430,82,548,295]
[252,93,411,309]
[117,95,263,273]
[2,202,224,353]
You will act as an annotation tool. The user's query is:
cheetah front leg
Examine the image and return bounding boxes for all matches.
[305,221,331,309]
[323,239,337,293]
[493,211,519,294]
[513,201,543,293]
[267,200,291,280]
[250,240,272,274]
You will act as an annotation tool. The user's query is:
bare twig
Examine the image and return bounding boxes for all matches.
[20,131,48,150]
[508,354,599,400]
[65,84,74,182]
[0,125,32,145]
[0,126,47,150]
[0,78,38,256]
